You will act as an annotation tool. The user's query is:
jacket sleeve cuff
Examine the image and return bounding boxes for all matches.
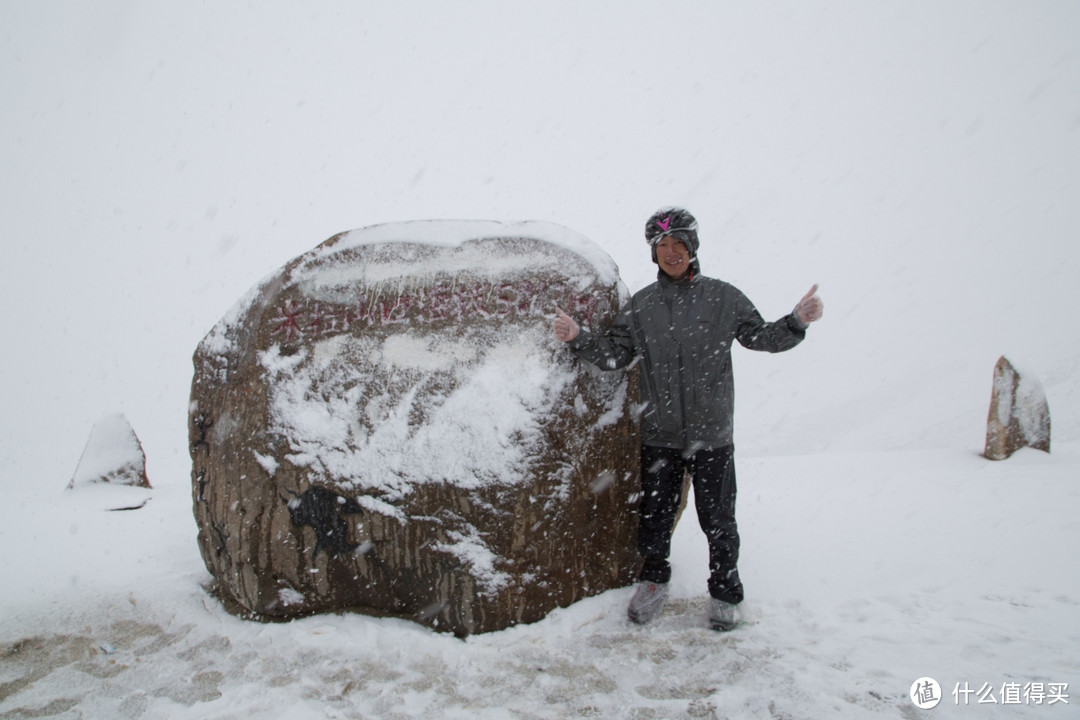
[787,311,809,331]
[567,330,591,351]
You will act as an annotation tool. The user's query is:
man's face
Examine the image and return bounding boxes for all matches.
[655,235,691,278]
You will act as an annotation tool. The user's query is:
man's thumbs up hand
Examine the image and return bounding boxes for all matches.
[795,284,824,325]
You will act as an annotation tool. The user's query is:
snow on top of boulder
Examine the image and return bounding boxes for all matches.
[307,219,621,288]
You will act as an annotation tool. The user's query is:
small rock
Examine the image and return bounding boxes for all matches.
[68,413,151,489]
[984,356,1051,460]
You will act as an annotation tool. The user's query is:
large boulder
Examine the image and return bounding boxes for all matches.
[189,220,641,636]
[984,355,1051,460]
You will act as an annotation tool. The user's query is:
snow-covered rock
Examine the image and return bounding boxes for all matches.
[189,220,641,635]
[984,356,1051,460]
[68,413,151,490]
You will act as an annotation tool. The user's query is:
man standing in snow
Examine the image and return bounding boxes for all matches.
[553,207,823,631]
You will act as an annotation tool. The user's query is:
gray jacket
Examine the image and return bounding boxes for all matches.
[569,272,806,450]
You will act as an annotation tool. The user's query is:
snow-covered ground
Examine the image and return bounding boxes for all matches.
[2,2,1079,718]
[3,445,1078,718]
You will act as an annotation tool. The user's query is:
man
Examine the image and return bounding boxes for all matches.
[553,207,823,630]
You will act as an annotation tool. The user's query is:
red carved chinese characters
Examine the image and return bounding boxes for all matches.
[268,280,602,342]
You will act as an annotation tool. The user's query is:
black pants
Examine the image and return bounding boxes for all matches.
[637,444,744,604]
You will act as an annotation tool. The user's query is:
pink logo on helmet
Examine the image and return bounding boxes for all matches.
[656,215,672,232]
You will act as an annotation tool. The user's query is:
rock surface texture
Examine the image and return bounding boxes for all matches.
[189,221,641,636]
[984,355,1051,461]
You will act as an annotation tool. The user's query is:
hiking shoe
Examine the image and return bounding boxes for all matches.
[627,582,669,625]
[708,597,738,631]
